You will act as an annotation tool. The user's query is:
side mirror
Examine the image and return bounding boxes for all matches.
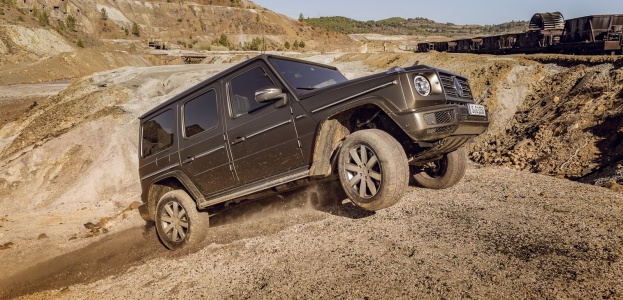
[255,86,289,108]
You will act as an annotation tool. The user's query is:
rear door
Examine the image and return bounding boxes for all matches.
[224,62,305,186]
[177,85,237,196]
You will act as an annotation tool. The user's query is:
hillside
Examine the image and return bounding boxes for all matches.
[303,16,529,37]
[0,0,359,85]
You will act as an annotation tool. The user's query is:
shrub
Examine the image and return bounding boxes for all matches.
[66,15,76,31]
[131,22,140,37]
[217,33,229,48]
[77,39,84,48]
[38,11,49,26]
[100,8,107,20]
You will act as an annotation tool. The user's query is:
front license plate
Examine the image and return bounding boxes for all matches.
[467,104,486,116]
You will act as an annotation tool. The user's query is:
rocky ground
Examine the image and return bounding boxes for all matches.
[0,52,622,299]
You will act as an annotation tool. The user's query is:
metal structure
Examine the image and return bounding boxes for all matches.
[417,12,623,55]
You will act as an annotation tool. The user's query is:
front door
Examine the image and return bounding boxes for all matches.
[224,63,304,185]
[177,86,237,196]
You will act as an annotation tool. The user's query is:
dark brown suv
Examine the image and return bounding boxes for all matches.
[138,55,489,249]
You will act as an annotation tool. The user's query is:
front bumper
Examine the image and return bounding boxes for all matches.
[395,104,489,141]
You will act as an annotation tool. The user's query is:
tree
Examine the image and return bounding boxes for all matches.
[298,13,304,22]
[284,41,290,50]
[299,40,305,48]
[131,22,140,37]
[293,40,299,50]
[100,8,108,20]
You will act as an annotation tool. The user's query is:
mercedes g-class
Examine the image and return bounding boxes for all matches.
[138,55,489,249]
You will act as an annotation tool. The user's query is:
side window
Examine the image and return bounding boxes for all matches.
[141,109,175,158]
[229,67,275,118]
[184,90,218,138]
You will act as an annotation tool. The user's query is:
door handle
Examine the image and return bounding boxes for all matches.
[231,137,246,145]
[182,157,195,165]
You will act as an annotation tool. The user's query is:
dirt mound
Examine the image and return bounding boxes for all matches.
[472,61,623,185]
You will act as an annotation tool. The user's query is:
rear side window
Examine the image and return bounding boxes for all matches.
[184,90,218,138]
[142,109,175,158]
[229,67,275,118]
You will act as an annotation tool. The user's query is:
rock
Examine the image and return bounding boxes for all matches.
[604,181,623,193]
[83,222,97,230]
[129,201,142,210]
[38,233,48,240]
[0,242,15,250]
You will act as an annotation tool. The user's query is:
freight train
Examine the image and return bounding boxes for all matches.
[417,12,623,55]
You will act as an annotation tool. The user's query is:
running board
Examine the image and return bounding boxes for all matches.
[198,167,310,209]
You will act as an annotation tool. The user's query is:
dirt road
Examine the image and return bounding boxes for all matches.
[1,166,622,299]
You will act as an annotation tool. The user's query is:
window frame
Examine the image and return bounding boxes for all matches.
[140,108,176,158]
[181,89,220,139]
[227,66,276,119]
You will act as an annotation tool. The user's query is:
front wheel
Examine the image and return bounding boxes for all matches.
[337,129,408,211]
[155,190,209,250]
[412,147,467,189]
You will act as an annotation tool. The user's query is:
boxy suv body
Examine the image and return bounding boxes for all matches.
[138,55,489,249]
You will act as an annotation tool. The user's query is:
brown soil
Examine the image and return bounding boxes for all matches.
[1,167,622,299]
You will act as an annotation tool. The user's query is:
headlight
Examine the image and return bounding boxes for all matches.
[413,75,431,96]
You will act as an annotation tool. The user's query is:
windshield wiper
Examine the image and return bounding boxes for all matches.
[295,86,316,90]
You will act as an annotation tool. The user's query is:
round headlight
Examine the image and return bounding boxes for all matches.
[413,75,431,96]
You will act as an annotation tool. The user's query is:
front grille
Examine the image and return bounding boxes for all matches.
[424,110,455,125]
[438,73,473,100]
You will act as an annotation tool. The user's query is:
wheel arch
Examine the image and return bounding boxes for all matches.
[309,100,414,178]
[142,171,206,221]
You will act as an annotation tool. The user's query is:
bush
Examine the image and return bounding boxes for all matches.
[38,11,49,26]
[66,15,76,31]
[77,39,84,48]
[131,22,140,37]
[1,0,16,7]
[216,33,229,48]
[100,8,108,20]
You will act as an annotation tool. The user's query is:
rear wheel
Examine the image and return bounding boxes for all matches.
[412,147,466,189]
[155,190,209,250]
[337,129,408,211]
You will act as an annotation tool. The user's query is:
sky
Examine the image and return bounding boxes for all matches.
[251,0,623,25]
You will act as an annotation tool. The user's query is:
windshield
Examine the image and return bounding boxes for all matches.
[269,58,348,95]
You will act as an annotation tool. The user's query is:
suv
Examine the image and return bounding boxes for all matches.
[138,55,489,249]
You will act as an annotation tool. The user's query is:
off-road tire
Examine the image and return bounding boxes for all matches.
[412,147,467,189]
[155,190,209,250]
[337,129,408,211]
